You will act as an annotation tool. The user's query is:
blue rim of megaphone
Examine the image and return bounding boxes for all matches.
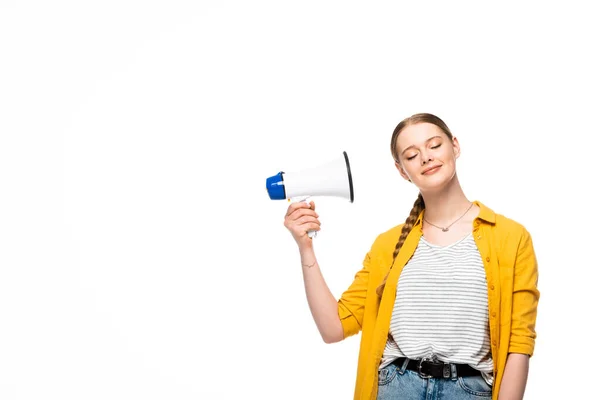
[266,171,286,200]
[344,151,354,203]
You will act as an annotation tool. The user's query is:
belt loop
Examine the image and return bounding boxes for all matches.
[398,357,410,374]
[450,363,458,381]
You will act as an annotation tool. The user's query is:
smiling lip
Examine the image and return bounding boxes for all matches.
[422,165,442,175]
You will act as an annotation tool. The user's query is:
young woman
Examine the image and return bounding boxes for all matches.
[283,113,540,400]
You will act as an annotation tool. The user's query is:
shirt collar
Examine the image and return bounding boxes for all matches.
[473,200,496,224]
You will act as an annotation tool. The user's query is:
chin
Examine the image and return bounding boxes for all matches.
[418,172,454,192]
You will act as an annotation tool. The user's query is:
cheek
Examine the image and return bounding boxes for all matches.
[441,148,456,163]
[404,161,420,174]
[398,162,415,178]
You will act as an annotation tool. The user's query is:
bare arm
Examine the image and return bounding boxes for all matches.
[299,245,344,343]
[284,201,343,344]
[498,353,529,400]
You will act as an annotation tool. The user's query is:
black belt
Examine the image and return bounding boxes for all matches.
[392,357,481,379]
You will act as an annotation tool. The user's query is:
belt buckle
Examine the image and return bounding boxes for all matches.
[418,357,434,379]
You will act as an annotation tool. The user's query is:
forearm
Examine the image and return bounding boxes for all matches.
[299,246,344,344]
[498,353,529,400]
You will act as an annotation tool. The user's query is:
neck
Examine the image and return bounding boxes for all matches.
[421,175,472,224]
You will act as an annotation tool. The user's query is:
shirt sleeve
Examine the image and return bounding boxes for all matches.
[337,250,372,339]
[509,227,540,356]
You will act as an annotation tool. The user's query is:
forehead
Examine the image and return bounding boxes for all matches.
[396,122,446,149]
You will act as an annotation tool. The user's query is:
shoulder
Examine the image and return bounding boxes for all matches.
[478,201,534,249]
[494,213,529,235]
[359,223,405,273]
[368,223,405,255]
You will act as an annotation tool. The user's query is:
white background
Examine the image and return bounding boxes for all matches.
[1,1,598,399]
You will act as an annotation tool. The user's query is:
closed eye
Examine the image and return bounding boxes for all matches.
[406,144,441,160]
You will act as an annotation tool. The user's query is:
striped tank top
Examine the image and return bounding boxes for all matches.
[380,232,494,384]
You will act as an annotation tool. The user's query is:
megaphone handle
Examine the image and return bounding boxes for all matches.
[290,195,317,239]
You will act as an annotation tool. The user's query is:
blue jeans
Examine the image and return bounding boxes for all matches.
[377,358,492,400]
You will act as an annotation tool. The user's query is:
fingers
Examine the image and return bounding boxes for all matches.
[287,208,319,223]
[285,200,316,216]
[285,221,322,239]
[304,223,321,234]
[294,215,321,227]
[283,212,321,230]
[283,201,322,241]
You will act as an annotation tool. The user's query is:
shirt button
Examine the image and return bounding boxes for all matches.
[492,312,496,317]
[490,285,495,290]
[493,339,497,346]
[486,256,490,262]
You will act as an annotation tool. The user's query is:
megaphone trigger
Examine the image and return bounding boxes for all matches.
[290,195,310,204]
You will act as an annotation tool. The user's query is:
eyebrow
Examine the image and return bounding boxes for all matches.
[401,135,443,155]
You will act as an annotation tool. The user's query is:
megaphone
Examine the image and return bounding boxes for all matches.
[266,151,354,238]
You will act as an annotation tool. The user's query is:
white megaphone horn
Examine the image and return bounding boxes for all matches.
[266,151,354,238]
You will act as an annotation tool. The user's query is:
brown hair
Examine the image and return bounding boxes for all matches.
[375,113,454,297]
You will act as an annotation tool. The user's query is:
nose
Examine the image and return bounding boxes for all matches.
[420,151,433,165]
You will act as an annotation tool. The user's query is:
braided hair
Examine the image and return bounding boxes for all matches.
[376,113,454,297]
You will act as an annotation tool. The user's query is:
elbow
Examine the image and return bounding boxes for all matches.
[321,325,344,344]
[322,333,343,344]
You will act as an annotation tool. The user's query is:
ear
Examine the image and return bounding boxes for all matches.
[395,161,412,182]
[452,136,461,159]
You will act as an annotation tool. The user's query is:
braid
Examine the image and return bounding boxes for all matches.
[376,193,425,297]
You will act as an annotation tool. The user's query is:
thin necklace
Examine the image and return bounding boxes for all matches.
[424,202,474,232]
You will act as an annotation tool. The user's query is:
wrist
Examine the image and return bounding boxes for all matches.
[299,246,316,267]
[298,241,314,254]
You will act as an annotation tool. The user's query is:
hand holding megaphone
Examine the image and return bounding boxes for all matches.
[289,195,320,238]
[266,151,354,240]
[283,199,321,246]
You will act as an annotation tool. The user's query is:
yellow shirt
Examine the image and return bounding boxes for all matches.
[337,201,539,400]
